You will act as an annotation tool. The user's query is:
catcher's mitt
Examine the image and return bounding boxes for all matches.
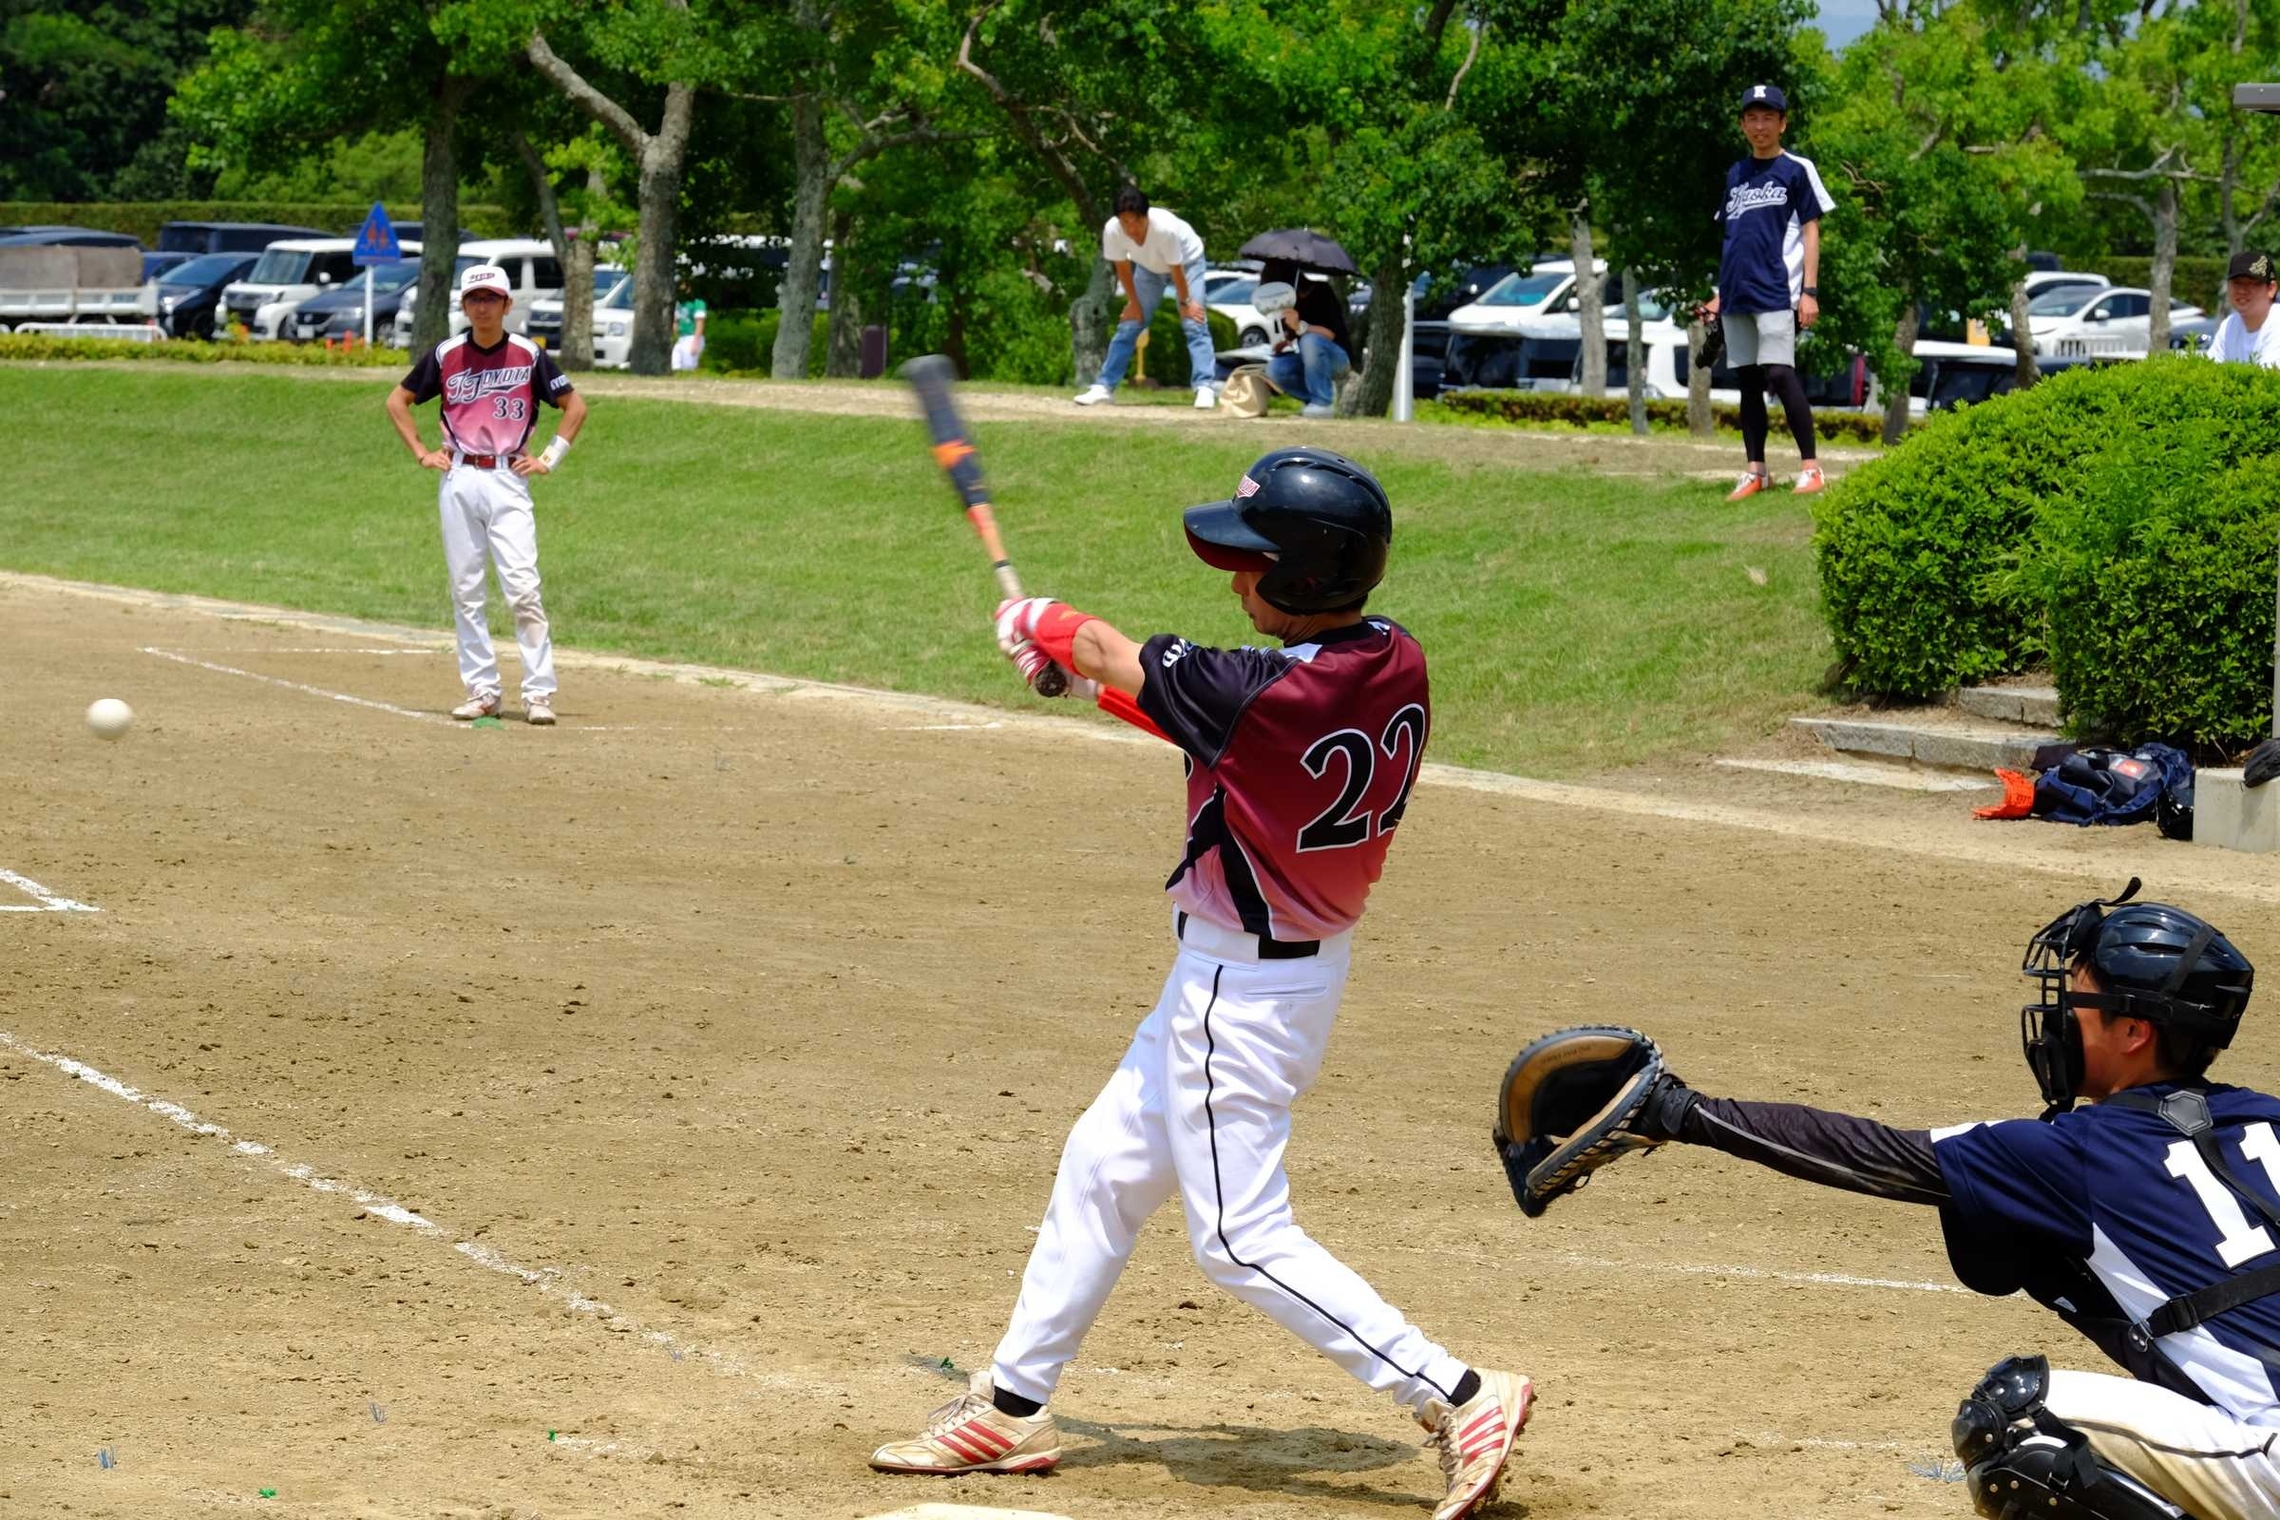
[1493,1026,1678,1217]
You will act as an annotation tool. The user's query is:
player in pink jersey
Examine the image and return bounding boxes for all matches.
[870,449,1530,1520]
[385,263,587,724]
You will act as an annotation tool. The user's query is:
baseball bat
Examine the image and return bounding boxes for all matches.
[902,354,1070,696]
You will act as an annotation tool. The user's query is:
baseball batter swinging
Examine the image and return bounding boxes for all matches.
[1504,884,2280,1520]
[870,448,1531,1520]
[385,263,586,725]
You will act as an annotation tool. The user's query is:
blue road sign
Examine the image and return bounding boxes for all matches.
[353,203,401,267]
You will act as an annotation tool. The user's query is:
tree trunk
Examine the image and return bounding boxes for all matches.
[1881,300,1919,448]
[1622,266,1647,435]
[946,287,971,380]
[1570,208,1605,396]
[515,133,589,371]
[1070,256,1117,385]
[825,209,864,378]
[411,78,469,355]
[562,223,596,373]
[1348,251,1409,417]
[1686,315,1713,436]
[2008,249,2033,393]
[2149,178,2178,354]
[773,90,831,379]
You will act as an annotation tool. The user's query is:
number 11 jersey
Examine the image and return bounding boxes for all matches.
[401,330,573,458]
[1136,617,1428,943]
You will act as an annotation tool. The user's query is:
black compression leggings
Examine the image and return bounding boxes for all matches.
[1737,363,1817,467]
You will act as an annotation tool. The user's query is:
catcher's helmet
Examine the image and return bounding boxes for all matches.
[1182,448,1391,613]
[2020,878,2254,1113]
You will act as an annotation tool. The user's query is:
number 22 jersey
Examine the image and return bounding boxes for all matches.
[401,331,573,457]
[1135,617,1428,943]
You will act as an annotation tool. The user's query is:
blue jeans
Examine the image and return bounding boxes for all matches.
[1096,259,1217,390]
[1265,332,1351,406]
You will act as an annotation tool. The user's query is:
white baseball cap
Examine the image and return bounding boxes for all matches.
[458,264,512,302]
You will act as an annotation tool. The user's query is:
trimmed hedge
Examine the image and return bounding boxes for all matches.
[1434,387,1894,442]
[1138,305,1239,387]
[699,311,831,377]
[0,201,519,245]
[0,334,408,366]
[1814,357,2280,742]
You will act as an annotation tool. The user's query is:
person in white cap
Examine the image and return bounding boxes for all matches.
[385,263,587,725]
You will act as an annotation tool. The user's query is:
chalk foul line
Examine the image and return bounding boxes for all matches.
[0,868,99,913]
[142,647,449,725]
[0,1027,804,1388]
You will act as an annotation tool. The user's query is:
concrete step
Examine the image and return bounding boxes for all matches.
[1716,757,1999,793]
[1791,712,2055,772]
[1955,684,2060,728]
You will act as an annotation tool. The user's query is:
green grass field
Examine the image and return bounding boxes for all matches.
[1,366,1831,776]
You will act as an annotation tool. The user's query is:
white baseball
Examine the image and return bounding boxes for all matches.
[86,698,133,741]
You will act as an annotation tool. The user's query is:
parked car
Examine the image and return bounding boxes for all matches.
[0,226,143,249]
[525,266,632,351]
[2168,314,2220,355]
[153,252,258,338]
[220,238,418,340]
[2025,284,2201,357]
[156,220,326,257]
[142,251,197,281]
[390,237,562,343]
[1442,259,1665,391]
[286,260,424,343]
[2022,268,2109,301]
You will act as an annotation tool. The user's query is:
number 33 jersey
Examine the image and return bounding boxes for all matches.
[1935,1085,2280,1425]
[1136,618,1427,943]
[401,331,574,457]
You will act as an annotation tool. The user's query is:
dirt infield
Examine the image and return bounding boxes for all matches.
[6,578,2276,1520]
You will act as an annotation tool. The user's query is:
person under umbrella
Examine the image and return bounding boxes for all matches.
[1257,259,1354,418]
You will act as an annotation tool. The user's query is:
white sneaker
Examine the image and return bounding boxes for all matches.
[525,698,556,726]
[1302,402,1334,419]
[869,1370,1060,1474]
[1194,385,1219,410]
[1422,1369,1532,1520]
[1072,384,1114,406]
[451,694,501,721]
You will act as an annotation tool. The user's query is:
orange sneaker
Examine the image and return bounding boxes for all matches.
[1793,464,1827,495]
[1724,470,1769,502]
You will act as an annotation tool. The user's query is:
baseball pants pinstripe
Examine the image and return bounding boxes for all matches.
[991,917,1470,1413]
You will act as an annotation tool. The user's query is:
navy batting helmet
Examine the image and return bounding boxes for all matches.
[2020,878,2255,1113]
[1182,448,1391,613]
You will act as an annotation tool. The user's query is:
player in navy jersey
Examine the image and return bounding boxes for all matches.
[1703,83,1834,500]
[1530,882,2276,1520]
[870,449,1532,1520]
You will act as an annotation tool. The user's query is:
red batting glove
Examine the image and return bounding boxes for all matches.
[994,596,1098,669]
[1002,636,1096,700]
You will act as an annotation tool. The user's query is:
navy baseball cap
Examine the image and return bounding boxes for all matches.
[1741,83,1788,113]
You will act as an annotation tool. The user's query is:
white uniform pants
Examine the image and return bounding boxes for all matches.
[991,916,1470,1413]
[439,462,555,702]
[2052,1369,2280,1520]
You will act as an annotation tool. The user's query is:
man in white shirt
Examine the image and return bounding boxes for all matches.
[2206,250,2280,368]
[1074,185,1219,410]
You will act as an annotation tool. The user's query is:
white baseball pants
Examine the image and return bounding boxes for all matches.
[439,461,555,703]
[991,915,1471,1413]
[2052,1369,2280,1520]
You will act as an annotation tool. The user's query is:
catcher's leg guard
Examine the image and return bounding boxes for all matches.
[1952,1356,2195,1520]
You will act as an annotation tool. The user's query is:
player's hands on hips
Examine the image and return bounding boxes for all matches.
[510,454,550,477]
[415,447,451,471]
[1798,293,1820,329]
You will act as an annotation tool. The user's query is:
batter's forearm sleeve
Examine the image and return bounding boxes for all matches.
[1678,1096,1948,1206]
[1097,686,1172,743]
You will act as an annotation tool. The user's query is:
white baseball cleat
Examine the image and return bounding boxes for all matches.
[1194,385,1219,409]
[451,694,501,721]
[1422,1369,1532,1520]
[525,698,556,726]
[869,1370,1060,1475]
[1072,384,1115,406]
[1302,402,1334,419]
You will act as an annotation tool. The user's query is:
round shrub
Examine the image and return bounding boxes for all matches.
[1813,357,2280,700]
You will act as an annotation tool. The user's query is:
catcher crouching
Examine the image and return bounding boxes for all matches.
[1499,882,2280,1520]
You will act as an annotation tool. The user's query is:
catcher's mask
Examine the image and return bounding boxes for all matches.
[2020,878,2254,1116]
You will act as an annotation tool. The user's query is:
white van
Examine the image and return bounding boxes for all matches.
[391,238,565,344]
[219,238,420,340]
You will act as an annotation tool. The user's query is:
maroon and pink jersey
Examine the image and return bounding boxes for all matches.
[1137,618,1429,942]
[401,332,572,457]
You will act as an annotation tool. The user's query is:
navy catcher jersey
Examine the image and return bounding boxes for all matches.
[1714,152,1833,315]
[1136,618,1428,942]
[1935,1083,2280,1426]
[402,332,572,457]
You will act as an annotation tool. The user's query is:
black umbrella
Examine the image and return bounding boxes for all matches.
[1236,227,1357,276]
